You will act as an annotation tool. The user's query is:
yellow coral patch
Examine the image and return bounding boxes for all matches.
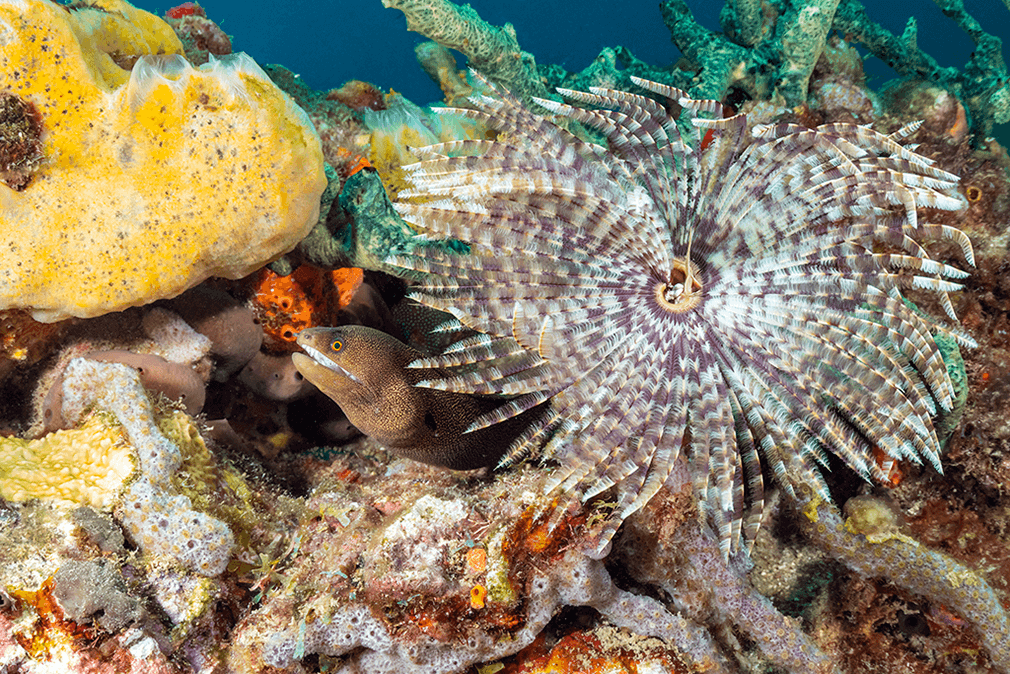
[0,417,135,508]
[0,0,327,322]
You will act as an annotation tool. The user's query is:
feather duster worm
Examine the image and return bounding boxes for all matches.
[390,77,974,557]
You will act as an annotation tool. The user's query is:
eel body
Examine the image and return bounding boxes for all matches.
[293,325,543,470]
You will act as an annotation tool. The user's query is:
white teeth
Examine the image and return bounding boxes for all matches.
[301,343,362,384]
[301,343,327,362]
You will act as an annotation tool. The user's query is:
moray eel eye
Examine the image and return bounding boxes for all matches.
[331,340,343,352]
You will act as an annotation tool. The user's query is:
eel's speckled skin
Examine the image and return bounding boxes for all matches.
[294,325,544,470]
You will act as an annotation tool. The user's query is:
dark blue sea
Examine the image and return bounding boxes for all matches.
[136,0,1009,142]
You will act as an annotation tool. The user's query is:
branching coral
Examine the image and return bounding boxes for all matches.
[776,0,841,105]
[661,0,1008,140]
[381,0,549,105]
[799,490,1010,671]
[833,0,1009,137]
[415,41,473,106]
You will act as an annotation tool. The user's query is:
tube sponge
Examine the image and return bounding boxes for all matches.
[0,0,327,322]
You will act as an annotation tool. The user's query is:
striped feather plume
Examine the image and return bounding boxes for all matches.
[388,76,975,557]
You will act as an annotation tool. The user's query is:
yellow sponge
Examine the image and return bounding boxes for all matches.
[365,95,486,200]
[63,0,188,88]
[0,416,135,508]
[0,0,327,322]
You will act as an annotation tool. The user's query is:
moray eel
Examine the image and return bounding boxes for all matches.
[293,325,543,470]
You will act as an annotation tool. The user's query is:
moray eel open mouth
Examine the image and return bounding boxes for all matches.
[293,334,362,385]
[292,324,547,471]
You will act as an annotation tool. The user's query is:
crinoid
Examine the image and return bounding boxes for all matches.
[388,77,975,557]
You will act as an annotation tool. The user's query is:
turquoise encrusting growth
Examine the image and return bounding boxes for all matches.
[382,0,550,105]
[661,0,1009,140]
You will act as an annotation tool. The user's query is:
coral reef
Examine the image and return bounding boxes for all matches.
[881,80,969,143]
[774,0,841,105]
[339,168,445,272]
[615,478,837,674]
[52,559,143,633]
[363,94,488,200]
[86,351,207,415]
[800,489,1010,671]
[326,80,387,112]
[0,90,44,191]
[415,42,474,106]
[39,307,213,432]
[166,286,263,380]
[0,416,134,508]
[60,358,234,576]
[250,265,364,351]
[261,64,370,186]
[0,0,326,321]
[164,2,232,65]
[662,0,1007,140]
[238,351,316,401]
[1,575,180,673]
[0,310,69,384]
[228,459,718,673]
[1,1,1008,673]
[833,0,1008,138]
[498,626,692,674]
[806,36,879,125]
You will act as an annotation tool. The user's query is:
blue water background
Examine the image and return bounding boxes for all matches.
[138,0,1008,141]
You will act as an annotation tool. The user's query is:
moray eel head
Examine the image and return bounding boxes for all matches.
[294,325,499,469]
[294,326,417,442]
[293,327,372,399]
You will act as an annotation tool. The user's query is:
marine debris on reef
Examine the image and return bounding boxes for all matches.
[1,0,1010,672]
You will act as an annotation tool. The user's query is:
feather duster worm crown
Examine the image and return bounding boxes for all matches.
[389,76,975,557]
